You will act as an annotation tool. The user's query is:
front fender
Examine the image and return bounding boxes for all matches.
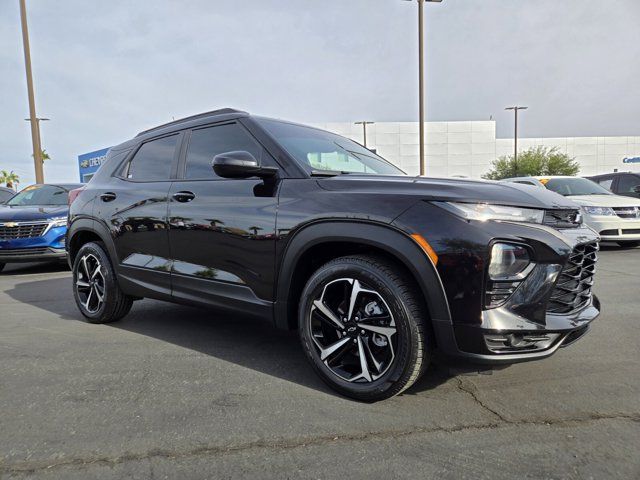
[274,220,451,335]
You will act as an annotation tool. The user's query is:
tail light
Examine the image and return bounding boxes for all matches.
[68,186,85,205]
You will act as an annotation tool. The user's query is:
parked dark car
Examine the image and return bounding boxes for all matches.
[587,172,640,199]
[0,186,15,203]
[67,108,601,401]
[0,183,82,272]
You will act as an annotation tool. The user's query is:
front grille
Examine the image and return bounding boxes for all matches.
[0,247,51,257]
[543,209,581,228]
[612,207,639,219]
[547,241,599,314]
[0,222,48,240]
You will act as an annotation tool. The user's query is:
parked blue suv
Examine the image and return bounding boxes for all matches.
[0,183,82,272]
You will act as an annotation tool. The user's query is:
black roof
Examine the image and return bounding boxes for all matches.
[136,108,247,137]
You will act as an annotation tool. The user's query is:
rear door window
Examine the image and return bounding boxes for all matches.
[126,134,179,181]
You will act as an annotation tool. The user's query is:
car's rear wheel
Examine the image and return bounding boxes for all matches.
[299,255,429,401]
[617,241,640,248]
[72,242,133,323]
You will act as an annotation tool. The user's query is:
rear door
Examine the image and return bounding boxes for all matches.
[167,122,279,317]
[95,133,181,297]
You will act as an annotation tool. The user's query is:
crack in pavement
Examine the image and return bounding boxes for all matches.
[456,377,511,423]
[2,413,638,475]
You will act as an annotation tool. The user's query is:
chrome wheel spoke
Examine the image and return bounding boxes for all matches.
[76,279,90,289]
[320,336,352,362]
[312,300,344,330]
[353,336,372,382]
[363,338,383,373]
[358,323,396,338]
[85,288,94,310]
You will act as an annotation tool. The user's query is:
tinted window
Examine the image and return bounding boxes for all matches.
[258,118,405,175]
[7,185,69,206]
[543,177,611,196]
[596,178,614,191]
[618,175,640,193]
[185,123,262,179]
[127,135,178,181]
[0,189,14,203]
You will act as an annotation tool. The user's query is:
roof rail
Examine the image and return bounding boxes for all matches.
[136,108,247,137]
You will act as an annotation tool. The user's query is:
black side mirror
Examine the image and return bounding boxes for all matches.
[633,185,640,194]
[212,151,278,179]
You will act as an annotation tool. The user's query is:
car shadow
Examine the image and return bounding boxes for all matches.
[5,275,455,399]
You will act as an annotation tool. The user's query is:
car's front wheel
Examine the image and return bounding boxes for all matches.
[72,242,133,323]
[299,255,429,401]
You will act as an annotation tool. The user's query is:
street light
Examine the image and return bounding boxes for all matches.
[354,121,375,148]
[19,0,45,184]
[403,0,443,176]
[505,106,528,174]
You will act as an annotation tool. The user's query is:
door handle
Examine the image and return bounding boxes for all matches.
[100,192,117,202]
[173,191,196,203]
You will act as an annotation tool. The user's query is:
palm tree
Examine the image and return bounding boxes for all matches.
[0,170,20,190]
[31,149,50,163]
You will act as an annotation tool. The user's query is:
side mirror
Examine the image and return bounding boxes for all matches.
[633,185,640,194]
[212,151,278,179]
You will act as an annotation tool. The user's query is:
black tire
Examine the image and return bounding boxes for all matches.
[0,262,5,274]
[299,254,429,402]
[617,241,640,248]
[72,242,133,323]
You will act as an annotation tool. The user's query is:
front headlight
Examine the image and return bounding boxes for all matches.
[48,216,68,228]
[581,206,615,216]
[434,202,545,224]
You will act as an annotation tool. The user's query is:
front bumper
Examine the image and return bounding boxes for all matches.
[434,224,601,365]
[583,214,640,241]
[0,226,67,263]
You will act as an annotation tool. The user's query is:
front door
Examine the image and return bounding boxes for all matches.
[167,122,279,317]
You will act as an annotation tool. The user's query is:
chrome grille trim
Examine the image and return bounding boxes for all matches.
[612,207,640,219]
[0,221,49,240]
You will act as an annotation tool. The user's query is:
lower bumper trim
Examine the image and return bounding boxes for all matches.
[0,247,66,263]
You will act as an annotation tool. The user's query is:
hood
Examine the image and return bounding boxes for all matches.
[0,205,68,222]
[317,175,578,210]
[567,194,640,208]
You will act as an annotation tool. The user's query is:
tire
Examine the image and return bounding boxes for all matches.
[299,254,429,401]
[0,262,5,274]
[617,241,640,248]
[72,241,133,323]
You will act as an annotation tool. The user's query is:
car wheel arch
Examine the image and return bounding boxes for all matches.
[274,220,451,333]
[67,220,117,267]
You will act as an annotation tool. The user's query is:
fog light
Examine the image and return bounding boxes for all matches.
[488,243,531,280]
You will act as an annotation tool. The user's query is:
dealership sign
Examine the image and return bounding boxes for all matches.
[78,147,110,182]
[623,157,640,164]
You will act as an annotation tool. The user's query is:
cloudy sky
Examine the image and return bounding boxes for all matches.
[1,0,639,185]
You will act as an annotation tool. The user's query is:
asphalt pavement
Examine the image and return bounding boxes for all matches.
[0,245,639,479]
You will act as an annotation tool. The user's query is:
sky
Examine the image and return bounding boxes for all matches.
[1,0,639,185]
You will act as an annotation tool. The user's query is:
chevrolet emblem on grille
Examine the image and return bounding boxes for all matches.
[2,222,18,228]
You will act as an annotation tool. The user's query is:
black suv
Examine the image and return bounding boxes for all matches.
[587,172,640,199]
[68,108,601,401]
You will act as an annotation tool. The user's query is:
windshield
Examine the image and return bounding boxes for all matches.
[543,177,612,196]
[7,185,70,206]
[258,119,405,175]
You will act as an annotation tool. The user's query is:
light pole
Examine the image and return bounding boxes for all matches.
[354,121,375,148]
[19,0,44,184]
[505,106,528,174]
[403,0,442,176]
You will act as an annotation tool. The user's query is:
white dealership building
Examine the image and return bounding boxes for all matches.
[312,121,640,178]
